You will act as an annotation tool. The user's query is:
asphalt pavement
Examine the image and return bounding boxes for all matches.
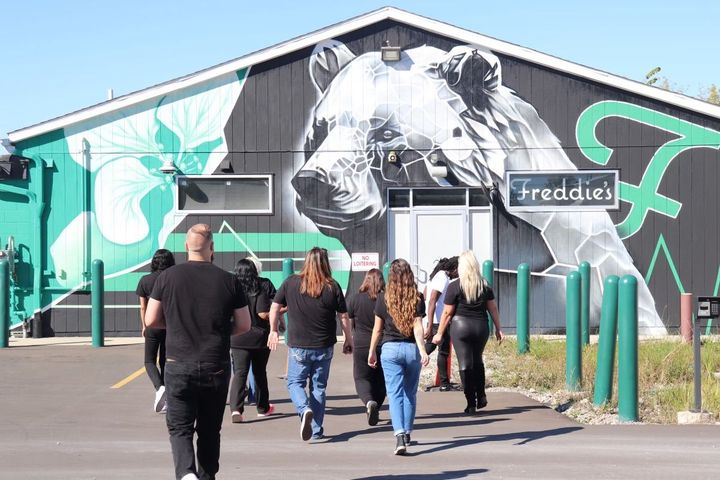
[0,338,718,479]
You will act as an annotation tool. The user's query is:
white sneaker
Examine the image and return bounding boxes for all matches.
[180,474,199,480]
[154,386,166,413]
[300,408,313,441]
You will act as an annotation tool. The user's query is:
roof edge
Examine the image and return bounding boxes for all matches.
[9,6,720,142]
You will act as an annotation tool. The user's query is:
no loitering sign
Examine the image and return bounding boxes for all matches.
[351,252,379,271]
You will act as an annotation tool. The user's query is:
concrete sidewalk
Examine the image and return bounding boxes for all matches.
[0,340,718,479]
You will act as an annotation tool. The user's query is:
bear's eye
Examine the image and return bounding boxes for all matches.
[370,128,401,144]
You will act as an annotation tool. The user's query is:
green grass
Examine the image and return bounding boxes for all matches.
[484,337,720,424]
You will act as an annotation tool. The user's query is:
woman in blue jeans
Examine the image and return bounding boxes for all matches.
[368,259,429,455]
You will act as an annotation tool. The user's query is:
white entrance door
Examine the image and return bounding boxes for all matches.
[412,210,467,293]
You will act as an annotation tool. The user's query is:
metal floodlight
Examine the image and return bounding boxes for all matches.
[381,40,401,62]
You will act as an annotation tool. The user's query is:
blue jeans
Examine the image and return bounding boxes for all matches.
[287,346,334,437]
[381,341,421,436]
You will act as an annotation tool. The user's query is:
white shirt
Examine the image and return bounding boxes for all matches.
[427,270,456,325]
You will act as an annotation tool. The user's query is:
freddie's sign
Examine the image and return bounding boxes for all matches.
[506,170,619,212]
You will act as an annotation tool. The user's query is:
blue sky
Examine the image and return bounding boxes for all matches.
[2,0,718,139]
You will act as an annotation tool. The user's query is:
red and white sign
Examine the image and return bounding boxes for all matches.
[351,252,379,271]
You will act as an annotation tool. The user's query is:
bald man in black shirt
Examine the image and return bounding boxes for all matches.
[146,224,251,480]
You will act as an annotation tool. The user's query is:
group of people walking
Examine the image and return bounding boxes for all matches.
[138,223,503,479]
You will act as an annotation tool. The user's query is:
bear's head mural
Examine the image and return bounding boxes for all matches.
[292,39,666,334]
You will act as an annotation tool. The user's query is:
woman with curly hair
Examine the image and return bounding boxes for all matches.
[433,250,503,414]
[368,259,429,455]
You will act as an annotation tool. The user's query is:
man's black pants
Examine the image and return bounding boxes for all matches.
[425,324,451,386]
[165,360,231,480]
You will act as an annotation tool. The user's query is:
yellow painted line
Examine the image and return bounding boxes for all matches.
[111,367,146,389]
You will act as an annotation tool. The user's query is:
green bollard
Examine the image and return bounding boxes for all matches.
[91,259,105,348]
[0,260,9,348]
[282,258,294,343]
[382,261,391,282]
[566,271,582,391]
[593,275,619,406]
[483,260,495,335]
[618,275,638,422]
[517,263,530,354]
[579,261,591,346]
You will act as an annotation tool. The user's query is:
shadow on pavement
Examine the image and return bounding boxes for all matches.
[412,426,583,456]
[352,468,489,479]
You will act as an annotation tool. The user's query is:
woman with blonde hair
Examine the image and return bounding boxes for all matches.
[369,259,429,455]
[268,247,353,441]
[348,268,386,425]
[433,250,503,414]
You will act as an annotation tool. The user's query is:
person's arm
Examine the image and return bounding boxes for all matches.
[424,289,441,339]
[433,304,456,344]
[487,299,503,343]
[139,296,148,336]
[267,302,283,351]
[339,312,353,354]
[414,317,430,367]
[144,298,166,329]
[367,315,384,368]
[232,306,251,336]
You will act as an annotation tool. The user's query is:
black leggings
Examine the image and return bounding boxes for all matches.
[230,348,271,414]
[353,345,386,406]
[450,316,489,406]
[144,328,166,390]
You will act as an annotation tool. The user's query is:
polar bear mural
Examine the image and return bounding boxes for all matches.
[292,39,666,335]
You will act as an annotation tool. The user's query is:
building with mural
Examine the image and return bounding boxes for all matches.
[2,7,719,337]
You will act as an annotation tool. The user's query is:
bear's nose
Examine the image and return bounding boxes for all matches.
[292,170,333,199]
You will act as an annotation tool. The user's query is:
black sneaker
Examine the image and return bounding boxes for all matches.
[300,409,313,441]
[366,401,379,426]
[403,433,411,445]
[438,384,452,392]
[394,434,407,455]
[477,396,488,409]
[464,405,476,415]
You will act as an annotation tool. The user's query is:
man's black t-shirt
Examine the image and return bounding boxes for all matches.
[347,291,379,349]
[374,291,426,344]
[444,281,495,322]
[150,261,247,363]
[273,274,347,349]
[230,290,271,349]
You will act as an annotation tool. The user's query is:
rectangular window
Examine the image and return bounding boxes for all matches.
[388,189,410,208]
[177,175,273,214]
[412,188,466,207]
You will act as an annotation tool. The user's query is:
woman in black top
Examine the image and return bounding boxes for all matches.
[369,259,429,455]
[229,259,274,422]
[348,268,386,426]
[433,250,503,414]
[136,249,175,413]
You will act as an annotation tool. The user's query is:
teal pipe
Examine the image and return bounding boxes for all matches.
[482,260,495,335]
[566,271,582,391]
[0,260,9,348]
[91,259,105,348]
[579,261,591,346]
[282,258,294,343]
[593,275,619,406]
[516,263,530,354]
[618,275,638,422]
